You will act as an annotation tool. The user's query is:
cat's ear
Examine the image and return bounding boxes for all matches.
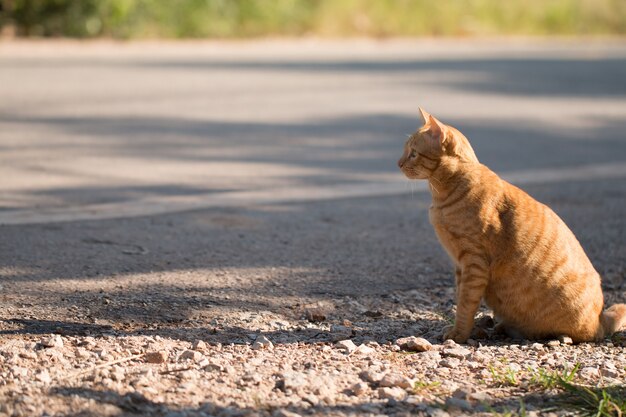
[418,107,431,126]
[419,107,447,147]
[421,114,447,148]
[427,115,445,142]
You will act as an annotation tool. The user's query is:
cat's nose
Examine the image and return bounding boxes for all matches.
[398,158,405,168]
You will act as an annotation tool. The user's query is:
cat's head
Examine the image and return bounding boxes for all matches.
[398,108,478,179]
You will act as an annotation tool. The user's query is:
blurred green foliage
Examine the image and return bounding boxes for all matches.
[1,0,625,38]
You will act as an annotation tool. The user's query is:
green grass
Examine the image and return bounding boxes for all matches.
[413,379,442,393]
[2,0,626,38]
[528,363,579,390]
[485,363,625,417]
[486,362,581,389]
[556,379,626,417]
[488,364,521,387]
[408,362,623,417]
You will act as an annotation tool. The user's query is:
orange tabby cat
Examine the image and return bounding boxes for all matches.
[398,108,626,343]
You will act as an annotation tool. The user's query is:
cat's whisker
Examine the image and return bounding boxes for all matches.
[429,182,440,196]
[429,175,444,196]
[429,175,443,186]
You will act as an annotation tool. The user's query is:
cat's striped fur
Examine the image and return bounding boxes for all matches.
[398,109,626,343]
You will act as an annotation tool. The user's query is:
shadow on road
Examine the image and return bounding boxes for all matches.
[1,113,625,210]
[1,50,625,349]
[1,178,625,344]
[142,57,626,98]
[4,56,626,98]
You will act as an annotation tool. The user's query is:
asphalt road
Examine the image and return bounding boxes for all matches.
[0,39,625,323]
[1,40,626,221]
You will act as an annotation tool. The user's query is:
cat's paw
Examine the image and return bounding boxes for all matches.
[493,322,508,335]
[443,326,470,344]
[494,322,524,339]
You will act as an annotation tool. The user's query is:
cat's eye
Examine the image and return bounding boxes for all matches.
[409,150,417,159]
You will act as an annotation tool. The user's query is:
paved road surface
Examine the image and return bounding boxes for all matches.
[0,38,625,316]
[1,40,626,222]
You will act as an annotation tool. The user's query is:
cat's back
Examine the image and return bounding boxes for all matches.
[493,176,596,276]
[485,171,604,340]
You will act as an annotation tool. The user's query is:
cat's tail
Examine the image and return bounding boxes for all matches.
[600,304,626,339]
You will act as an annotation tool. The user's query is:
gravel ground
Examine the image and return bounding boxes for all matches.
[1,181,625,417]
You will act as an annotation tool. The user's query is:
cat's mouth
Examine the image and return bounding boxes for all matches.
[400,167,424,180]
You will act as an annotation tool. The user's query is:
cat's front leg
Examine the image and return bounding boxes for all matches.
[444,265,489,343]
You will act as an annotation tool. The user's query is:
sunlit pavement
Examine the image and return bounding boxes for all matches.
[0,40,625,289]
[1,39,625,222]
